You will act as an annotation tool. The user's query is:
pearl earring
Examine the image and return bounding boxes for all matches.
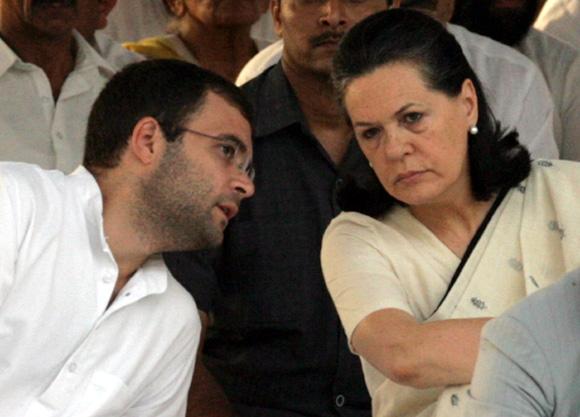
[369,161,373,168]
[469,125,479,135]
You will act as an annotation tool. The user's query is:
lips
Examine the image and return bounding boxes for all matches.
[310,32,344,48]
[217,202,239,223]
[395,170,427,184]
[33,0,76,7]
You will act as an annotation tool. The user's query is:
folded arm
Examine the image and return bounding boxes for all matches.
[352,308,490,389]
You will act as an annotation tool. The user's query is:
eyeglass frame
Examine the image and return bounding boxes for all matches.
[177,127,256,181]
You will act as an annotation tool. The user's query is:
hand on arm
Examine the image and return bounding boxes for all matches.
[352,308,491,389]
[185,310,236,417]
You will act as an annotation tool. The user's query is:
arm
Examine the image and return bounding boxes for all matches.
[0,168,26,306]
[185,310,236,417]
[163,250,236,417]
[321,215,490,390]
[465,316,553,417]
[352,308,490,389]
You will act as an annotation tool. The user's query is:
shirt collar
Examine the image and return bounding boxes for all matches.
[69,166,168,296]
[72,30,116,79]
[0,31,115,79]
[0,36,20,77]
[248,62,308,139]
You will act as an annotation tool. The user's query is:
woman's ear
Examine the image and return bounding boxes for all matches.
[461,78,479,128]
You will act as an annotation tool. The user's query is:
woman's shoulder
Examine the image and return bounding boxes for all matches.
[328,207,407,232]
[324,207,412,248]
[526,158,580,188]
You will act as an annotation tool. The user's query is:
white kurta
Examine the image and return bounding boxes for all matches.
[0,163,200,417]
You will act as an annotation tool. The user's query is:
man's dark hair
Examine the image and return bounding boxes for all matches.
[83,59,252,171]
[332,9,531,217]
[451,0,538,46]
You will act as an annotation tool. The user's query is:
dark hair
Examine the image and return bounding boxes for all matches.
[83,59,252,171]
[332,8,531,217]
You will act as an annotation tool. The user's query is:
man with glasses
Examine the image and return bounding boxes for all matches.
[165,1,389,417]
[0,59,254,417]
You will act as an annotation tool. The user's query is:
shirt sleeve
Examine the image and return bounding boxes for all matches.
[164,249,219,313]
[0,168,27,307]
[321,213,414,348]
[465,316,554,417]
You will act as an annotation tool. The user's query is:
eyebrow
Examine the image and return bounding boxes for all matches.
[205,133,250,156]
[394,103,417,117]
[352,103,418,128]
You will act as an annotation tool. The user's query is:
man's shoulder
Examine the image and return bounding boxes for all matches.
[240,65,278,106]
[520,28,579,69]
[448,23,537,73]
[0,162,65,194]
[494,268,579,335]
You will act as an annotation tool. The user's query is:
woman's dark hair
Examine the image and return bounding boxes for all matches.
[332,8,531,217]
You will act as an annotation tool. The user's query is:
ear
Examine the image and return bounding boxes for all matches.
[460,78,479,128]
[272,0,283,38]
[436,0,455,23]
[165,0,186,17]
[98,0,117,18]
[127,117,166,167]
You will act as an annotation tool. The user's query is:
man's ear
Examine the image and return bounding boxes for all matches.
[164,0,186,17]
[272,0,283,38]
[389,0,402,9]
[99,0,117,18]
[127,117,166,166]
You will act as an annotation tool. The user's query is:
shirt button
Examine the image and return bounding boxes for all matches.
[68,362,78,373]
[55,132,63,140]
[335,178,344,188]
[124,292,131,297]
[335,394,345,408]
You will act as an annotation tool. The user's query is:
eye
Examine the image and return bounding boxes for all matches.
[402,112,423,125]
[219,144,237,160]
[358,127,382,141]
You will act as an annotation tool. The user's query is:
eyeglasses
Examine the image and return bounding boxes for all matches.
[180,127,255,181]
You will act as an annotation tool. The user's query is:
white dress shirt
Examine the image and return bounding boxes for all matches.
[534,0,580,49]
[518,28,580,161]
[0,32,115,173]
[0,163,200,417]
[236,24,559,160]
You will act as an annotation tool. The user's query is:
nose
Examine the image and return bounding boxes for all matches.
[380,131,413,161]
[232,172,255,199]
[319,0,347,28]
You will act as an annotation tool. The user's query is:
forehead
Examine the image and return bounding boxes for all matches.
[189,92,253,146]
[345,63,431,112]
